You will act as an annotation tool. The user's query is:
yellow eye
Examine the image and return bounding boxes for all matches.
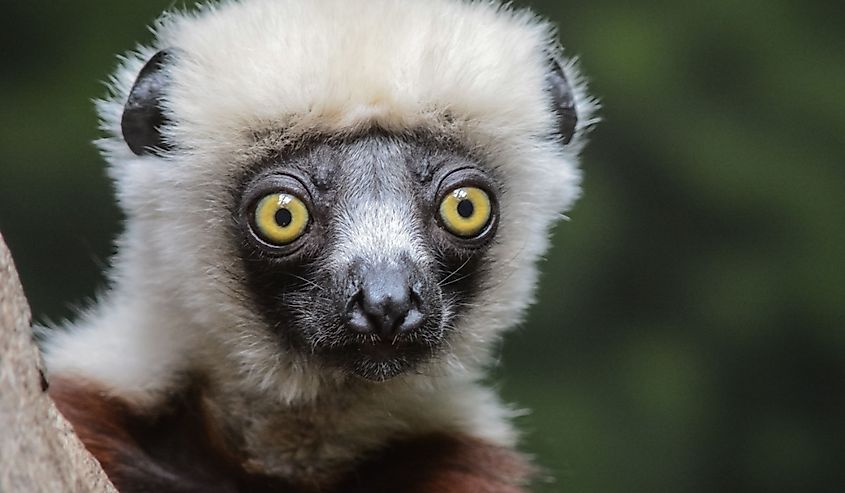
[439,186,492,238]
[253,193,310,246]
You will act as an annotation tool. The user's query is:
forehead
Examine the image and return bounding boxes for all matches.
[242,131,485,193]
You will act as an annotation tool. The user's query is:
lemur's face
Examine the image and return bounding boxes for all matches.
[233,134,498,381]
[114,0,586,388]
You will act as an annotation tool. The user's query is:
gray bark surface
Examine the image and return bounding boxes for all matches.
[0,233,116,493]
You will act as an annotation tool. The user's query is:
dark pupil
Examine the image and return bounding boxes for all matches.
[457,199,475,219]
[274,208,293,227]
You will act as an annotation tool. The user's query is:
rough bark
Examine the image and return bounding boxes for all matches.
[0,233,116,493]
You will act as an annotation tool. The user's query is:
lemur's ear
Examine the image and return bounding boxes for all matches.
[547,59,578,145]
[121,50,175,156]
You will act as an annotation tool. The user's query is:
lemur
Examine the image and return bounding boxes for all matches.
[42,0,596,491]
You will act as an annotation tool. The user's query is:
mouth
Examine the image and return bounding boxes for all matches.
[318,333,439,381]
[359,339,409,360]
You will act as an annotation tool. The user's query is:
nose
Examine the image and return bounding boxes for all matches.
[345,261,425,339]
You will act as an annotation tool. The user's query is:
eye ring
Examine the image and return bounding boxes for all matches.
[438,186,493,238]
[251,192,310,246]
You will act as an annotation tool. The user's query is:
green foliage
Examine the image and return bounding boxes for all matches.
[1,1,842,491]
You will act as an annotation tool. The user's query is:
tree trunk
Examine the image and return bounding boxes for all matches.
[0,233,116,493]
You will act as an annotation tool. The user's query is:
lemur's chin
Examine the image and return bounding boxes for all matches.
[323,336,440,381]
[349,354,422,382]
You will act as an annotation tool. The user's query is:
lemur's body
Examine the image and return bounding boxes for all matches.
[42,0,596,491]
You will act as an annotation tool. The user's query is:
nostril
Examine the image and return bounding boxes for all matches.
[397,307,424,334]
[345,290,373,335]
[409,286,423,309]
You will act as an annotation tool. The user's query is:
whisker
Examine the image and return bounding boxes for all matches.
[288,273,324,292]
[438,255,473,287]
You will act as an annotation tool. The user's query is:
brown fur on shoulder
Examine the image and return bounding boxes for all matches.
[48,377,290,493]
[50,377,534,493]
[340,434,536,492]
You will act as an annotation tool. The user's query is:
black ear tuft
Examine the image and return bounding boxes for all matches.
[547,59,578,145]
[121,50,175,156]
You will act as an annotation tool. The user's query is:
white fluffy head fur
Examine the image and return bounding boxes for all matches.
[43,0,596,477]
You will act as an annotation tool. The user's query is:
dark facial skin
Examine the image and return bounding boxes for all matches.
[232,131,500,381]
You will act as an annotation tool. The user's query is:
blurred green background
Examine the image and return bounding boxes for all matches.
[1,1,843,492]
